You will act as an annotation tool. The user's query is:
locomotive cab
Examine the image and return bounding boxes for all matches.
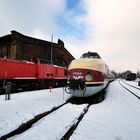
[80,52,101,59]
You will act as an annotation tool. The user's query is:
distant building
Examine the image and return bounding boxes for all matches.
[0,30,74,67]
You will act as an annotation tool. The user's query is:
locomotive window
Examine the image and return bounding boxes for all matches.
[80,52,101,59]
[40,59,51,64]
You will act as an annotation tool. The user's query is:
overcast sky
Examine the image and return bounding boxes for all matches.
[0,0,140,72]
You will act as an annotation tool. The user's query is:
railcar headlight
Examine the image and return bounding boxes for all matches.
[85,74,93,81]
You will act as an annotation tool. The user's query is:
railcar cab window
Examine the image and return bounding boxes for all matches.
[80,52,101,59]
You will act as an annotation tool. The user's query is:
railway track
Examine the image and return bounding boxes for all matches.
[119,80,140,100]
[0,85,64,96]
[0,90,106,140]
[0,102,68,140]
[0,103,89,140]
[60,104,90,140]
[121,80,140,90]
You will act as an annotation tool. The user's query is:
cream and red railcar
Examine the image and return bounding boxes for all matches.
[67,52,113,97]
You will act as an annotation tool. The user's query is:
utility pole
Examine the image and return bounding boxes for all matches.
[50,34,53,64]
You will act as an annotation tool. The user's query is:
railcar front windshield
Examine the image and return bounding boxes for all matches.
[80,52,101,59]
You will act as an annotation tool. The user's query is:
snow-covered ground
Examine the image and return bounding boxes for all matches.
[0,80,140,140]
[120,80,140,97]
[70,80,140,140]
[0,88,71,136]
[9,103,88,140]
[124,80,140,89]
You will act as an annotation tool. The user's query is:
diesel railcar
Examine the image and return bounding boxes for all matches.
[66,52,114,97]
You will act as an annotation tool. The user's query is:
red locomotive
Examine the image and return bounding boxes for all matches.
[0,58,67,79]
[0,31,74,92]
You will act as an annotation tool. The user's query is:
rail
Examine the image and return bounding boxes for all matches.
[119,80,140,100]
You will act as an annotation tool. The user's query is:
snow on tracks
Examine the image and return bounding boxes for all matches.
[70,80,140,140]
[119,80,140,99]
[9,103,88,140]
[0,88,71,137]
